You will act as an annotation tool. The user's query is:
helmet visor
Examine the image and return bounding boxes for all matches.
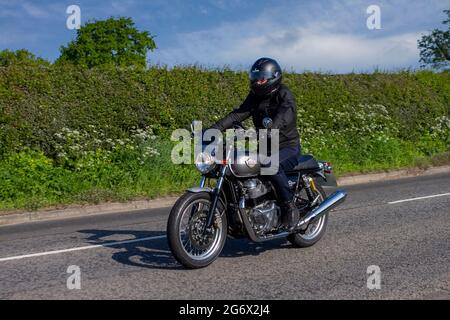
[249,70,276,82]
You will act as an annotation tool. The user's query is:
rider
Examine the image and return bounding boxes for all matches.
[210,57,301,231]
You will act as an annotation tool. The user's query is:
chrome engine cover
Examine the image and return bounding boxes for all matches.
[243,179,269,199]
[249,201,281,234]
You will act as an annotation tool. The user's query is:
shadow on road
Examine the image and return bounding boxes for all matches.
[78,229,289,270]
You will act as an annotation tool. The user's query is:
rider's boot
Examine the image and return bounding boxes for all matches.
[280,200,300,232]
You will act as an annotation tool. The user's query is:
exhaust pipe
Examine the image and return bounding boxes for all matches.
[297,190,347,228]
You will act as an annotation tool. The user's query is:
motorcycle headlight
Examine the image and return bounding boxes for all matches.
[195,152,217,174]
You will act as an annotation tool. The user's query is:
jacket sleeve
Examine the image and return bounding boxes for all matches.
[210,94,254,131]
[271,88,297,130]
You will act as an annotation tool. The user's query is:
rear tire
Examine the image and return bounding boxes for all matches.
[287,182,328,248]
[167,192,227,269]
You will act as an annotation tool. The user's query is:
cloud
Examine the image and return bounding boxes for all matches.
[110,0,136,14]
[151,0,449,72]
[21,1,51,18]
[0,0,445,71]
[210,0,246,10]
[250,28,421,73]
[0,30,40,46]
[153,21,422,73]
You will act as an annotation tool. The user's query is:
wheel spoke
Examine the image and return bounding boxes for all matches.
[296,184,326,240]
[177,198,223,261]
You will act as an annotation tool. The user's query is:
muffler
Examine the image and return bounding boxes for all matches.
[297,190,347,228]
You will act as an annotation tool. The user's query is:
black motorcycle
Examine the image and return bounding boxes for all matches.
[167,121,347,268]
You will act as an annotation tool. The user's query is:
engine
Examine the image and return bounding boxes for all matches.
[248,201,281,234]
[242,179,268,200]
[241,179,281,234]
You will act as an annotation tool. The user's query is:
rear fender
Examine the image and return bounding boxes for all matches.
[313,171,338,187]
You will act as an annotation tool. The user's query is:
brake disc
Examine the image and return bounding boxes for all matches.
[188,211,214,249]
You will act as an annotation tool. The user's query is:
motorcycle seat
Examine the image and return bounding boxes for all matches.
[287,155,320,173]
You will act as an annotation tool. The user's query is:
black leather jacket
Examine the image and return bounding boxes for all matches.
[211,84,300,149]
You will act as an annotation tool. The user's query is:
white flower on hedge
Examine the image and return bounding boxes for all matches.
[50,125,160,166]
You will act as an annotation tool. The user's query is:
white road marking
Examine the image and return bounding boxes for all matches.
[0,235,166,262]
[388,192,450,205]
[2,192,448,262]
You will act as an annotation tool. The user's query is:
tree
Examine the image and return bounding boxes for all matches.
[57,17,156,68]
[0,49,50,67]
[418,10,450,69]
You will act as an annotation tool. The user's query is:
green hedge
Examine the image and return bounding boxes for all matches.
[0,65,449,209]
[1,65,448,154]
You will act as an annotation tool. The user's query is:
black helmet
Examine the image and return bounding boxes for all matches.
[249,57,282,97]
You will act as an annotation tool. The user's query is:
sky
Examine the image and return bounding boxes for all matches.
[0,0,449,73]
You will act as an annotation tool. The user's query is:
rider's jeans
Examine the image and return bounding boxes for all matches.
[263,144,301,202]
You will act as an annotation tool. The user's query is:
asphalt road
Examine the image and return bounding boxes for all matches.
[0,173,449,300]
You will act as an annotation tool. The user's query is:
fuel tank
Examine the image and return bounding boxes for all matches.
[228,151,261,177]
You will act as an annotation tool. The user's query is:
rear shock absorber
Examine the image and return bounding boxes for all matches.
[302,175,315,202]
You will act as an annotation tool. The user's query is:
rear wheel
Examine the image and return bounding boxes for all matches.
[287,181,328,248]
[167,192,227,269]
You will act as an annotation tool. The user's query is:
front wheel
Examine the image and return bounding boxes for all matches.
[287,181,329,248]
[167,192,227,269]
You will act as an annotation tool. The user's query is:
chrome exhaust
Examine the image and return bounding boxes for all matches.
[297,190,347,228]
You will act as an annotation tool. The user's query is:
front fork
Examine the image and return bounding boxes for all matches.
[203,166,227,233]
[199,176,206,188]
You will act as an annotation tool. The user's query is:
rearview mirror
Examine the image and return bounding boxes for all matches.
[262,117,273,129]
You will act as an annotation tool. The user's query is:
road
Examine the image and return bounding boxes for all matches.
[0,173,449,300]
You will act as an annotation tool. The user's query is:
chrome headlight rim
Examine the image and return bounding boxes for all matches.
[195,152,217,174]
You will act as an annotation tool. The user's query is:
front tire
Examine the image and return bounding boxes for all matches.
[287,182,329,248]
[167,192,227,269]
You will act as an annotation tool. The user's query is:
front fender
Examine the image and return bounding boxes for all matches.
[186,187,213,193]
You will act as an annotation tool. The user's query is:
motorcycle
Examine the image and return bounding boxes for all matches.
[167,120,347,269]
